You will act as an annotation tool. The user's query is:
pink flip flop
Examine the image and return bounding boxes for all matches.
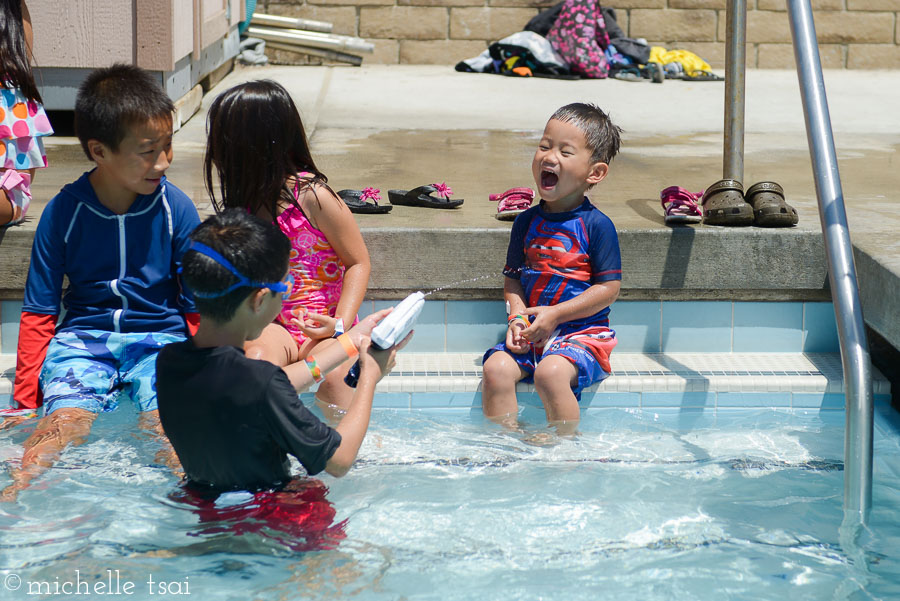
[491,187,535,221]
[489,187,534,202]
[660,186,703,224]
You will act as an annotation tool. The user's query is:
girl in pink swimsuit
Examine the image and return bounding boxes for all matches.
[204,80,371,408]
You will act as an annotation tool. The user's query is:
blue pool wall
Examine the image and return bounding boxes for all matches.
[360,299,841,355]
[4,299,880,411]
[0,299,841,356]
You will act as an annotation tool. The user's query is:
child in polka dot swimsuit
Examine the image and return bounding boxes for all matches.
[204,80,371,410]
[0,0,53,226]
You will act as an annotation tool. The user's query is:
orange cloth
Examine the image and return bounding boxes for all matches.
[185,312,201,337]
[13,311,57,409]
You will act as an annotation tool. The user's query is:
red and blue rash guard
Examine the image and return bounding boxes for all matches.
[503,197,621,332]
[13,172,200,409]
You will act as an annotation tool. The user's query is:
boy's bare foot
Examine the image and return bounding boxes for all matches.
[1,409,96,501]
[522,421,579,447]
[486,412,521,431]
[522,430,558,447]
[315,397,348,424]
[548,419,579,438]
[0,483,22,502]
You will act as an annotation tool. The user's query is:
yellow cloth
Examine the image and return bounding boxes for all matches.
[648,46,712,76]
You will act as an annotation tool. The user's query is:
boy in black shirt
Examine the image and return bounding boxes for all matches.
[156,209,407,492]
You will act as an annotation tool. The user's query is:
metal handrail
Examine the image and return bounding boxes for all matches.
[723,0,746,183]
[722,0,874,526]
[786,0,873,527]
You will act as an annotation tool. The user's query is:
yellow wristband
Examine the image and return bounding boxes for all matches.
[337,333,358,358]
[305,355,325,383]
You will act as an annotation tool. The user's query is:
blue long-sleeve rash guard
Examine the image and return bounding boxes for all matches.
[23,171,200,335]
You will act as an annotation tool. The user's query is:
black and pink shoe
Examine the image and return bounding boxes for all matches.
[388,182,463,209]
[338,187,392,214]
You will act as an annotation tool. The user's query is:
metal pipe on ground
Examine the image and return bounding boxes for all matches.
[250,13,333,33]
[266,41,362,66]
[723,0,746,183]
[787,0,873,528]
[247,25,374,54]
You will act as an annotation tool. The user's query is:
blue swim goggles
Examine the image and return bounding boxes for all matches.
[186,242,293,299]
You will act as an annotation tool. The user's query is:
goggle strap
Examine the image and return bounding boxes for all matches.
[188,241,288,298]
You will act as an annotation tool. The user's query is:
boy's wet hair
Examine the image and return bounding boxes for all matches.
[74,63,174,161]
[181,209,291,323]
[550,103,622,164]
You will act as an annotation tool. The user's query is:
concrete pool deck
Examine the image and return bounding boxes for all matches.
[0,64,898,352]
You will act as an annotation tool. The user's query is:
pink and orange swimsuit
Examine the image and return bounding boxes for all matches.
[275,177,352,345]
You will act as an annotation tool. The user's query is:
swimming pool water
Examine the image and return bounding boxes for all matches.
[2,404,900,600]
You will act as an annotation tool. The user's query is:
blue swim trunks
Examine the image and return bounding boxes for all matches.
[39,329,186,416]
[483,326,616,399]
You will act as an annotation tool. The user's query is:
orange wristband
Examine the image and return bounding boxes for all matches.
[337,333,358,358]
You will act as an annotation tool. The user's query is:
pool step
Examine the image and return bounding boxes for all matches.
[1,354,14,397]
[365,352,891,410]
[1,352,891,410]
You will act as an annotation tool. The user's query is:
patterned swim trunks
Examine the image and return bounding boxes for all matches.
[483,325,617,398]
[40,329,185,416]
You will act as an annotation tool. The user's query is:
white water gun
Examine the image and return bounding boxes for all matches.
[344,292,424,388]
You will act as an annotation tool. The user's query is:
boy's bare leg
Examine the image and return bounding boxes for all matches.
[138,409,183,478]
[481,351,525,428]
[1,408,97,501]
[533,355,580,436]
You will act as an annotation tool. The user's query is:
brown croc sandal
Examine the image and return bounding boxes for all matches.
[746,182,799,227]
[701,179,754,226]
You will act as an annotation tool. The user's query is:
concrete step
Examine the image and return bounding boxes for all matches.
[3,352,890,411]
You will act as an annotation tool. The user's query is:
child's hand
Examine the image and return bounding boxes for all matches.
[521,305,559,347]
[346,308,393,349]
[506,320,530,354]
[292,311,337,340]
[0,409,37,431]
[358,330,413,384]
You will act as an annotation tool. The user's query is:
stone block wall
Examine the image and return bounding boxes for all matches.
[260,0,900,68]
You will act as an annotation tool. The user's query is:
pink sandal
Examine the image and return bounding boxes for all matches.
[660,186,703,224]
[491,187,535,221]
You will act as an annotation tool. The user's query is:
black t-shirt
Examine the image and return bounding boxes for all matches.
[156,341,342,491]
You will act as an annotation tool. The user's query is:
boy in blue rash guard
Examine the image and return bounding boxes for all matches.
[2,64,201,501]
[481,103,622,434]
